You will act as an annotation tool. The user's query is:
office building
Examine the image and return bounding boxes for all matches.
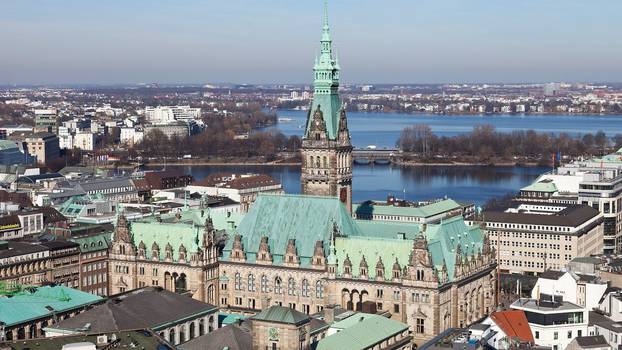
[485,203,603,274]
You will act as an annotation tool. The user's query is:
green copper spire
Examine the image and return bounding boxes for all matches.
[305,0,342,140]
[322,0,330,42]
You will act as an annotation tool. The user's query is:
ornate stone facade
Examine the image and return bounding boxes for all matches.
[219,194,497,346]
[108,211,220,304]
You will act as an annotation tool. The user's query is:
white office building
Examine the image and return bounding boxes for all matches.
[145,106,201,124]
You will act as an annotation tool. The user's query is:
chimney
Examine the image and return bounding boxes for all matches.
[261,296,271,310]
[324,304,336,324]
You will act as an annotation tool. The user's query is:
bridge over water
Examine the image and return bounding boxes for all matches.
[352,148,401,165]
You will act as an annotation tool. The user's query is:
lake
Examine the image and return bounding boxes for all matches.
[267,110,622,148]
[158,111,622,205]
[153,164,549,206]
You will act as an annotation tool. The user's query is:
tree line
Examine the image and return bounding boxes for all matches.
[134,109,301,160]
[397,124,620,162]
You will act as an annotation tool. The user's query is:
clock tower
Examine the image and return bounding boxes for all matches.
[300,0,353,212]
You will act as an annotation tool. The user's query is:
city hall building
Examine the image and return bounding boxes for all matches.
[107,2,498,346]
[217,3,497,346]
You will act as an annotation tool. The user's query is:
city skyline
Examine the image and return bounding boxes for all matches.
[1,0,621,85]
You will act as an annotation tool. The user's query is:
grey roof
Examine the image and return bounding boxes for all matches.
[252,305,310,325]
[48,186,86,200]
[0,242,48,259]
[179,323,251,350]
[77,177,135,192]
[51,287,217,333]
[574,335,610,348]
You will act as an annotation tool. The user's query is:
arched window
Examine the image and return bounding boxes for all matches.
[234,273,242,290]
[315,280,324,299]
[302,279,309,297]
[322,156,327,168]
[275,277,283,294]
[247,273,255,292]
[261,275,268,293]
[288,278,296,296]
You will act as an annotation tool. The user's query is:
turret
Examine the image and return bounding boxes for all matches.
[284,239,299,267]
[392,258,401,281]
[137,241,146,259]
[312,240,326,268]
[151,242,160,261]
[179,244,187,263]
[359,255,368,279]
[375,257,385,281]
[343,254,352,278]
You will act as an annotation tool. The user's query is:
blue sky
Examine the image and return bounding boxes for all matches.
[1,0,621,85]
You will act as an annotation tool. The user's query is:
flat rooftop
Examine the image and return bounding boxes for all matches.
[511,298,584,312]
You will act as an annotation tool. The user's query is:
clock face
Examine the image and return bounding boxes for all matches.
[268,327,279,341]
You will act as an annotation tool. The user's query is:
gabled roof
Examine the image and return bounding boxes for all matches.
[224,194,361,266]
[70,232,110,253]
[425,216,484,281]
[130,208,242,262]
[50,287,216,333]
[252,305,310,325]
[490,310,534,344]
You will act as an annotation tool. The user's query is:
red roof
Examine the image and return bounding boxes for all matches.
[490,310,534,344]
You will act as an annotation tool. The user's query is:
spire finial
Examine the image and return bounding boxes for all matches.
[323,0,329,29]
[321,0,331,43]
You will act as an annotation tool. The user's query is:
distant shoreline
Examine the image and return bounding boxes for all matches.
[104,160,545,169]
[276,109,622,117]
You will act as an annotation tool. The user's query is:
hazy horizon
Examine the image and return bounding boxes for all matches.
[1,0,621,85]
